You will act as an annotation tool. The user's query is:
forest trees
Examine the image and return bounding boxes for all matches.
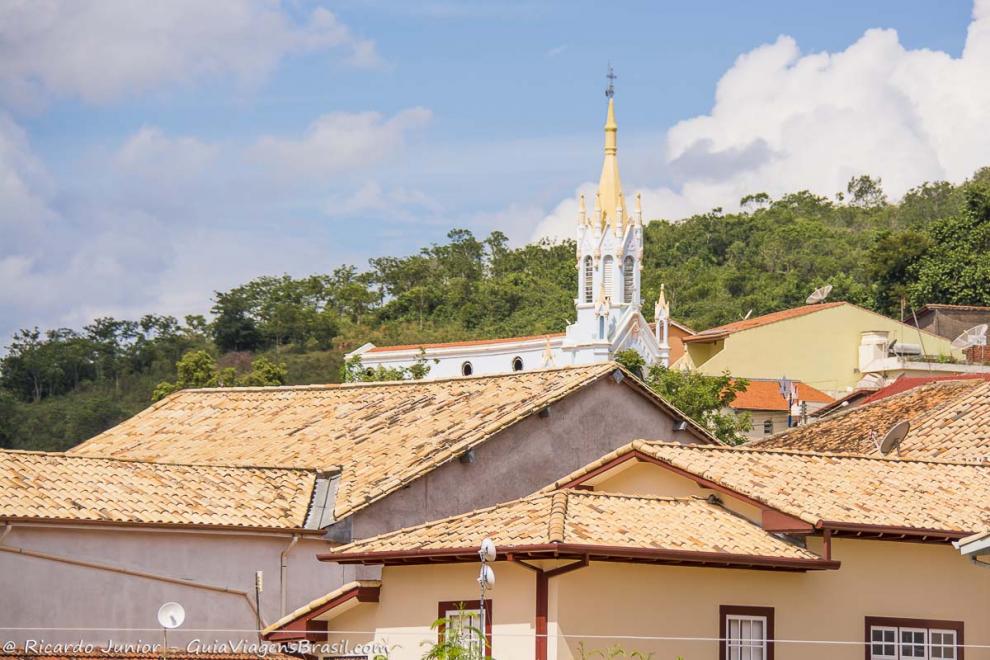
[4,169,990,451]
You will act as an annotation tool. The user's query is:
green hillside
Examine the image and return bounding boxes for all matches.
[3,170,990,451]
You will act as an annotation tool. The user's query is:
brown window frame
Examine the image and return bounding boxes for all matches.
[864,616,964,660]
[719,605,774,660]
[437,599,493,657]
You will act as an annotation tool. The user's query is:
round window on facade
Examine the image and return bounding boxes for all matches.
[512,356,524,372]
[461,361,474,376]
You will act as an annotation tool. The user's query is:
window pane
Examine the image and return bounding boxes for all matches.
[869,626,899,660]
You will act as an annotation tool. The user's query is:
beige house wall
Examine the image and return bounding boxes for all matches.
[330,562,537,659]
[677,304,961,396]
[325,540,989,660]
[591,460,764,522]
[322,456,990,659]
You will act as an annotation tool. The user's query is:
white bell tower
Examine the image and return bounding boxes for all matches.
[564,68,644,361]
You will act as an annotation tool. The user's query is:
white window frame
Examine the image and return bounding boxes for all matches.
[871,625,899,660]
[602,255,614,298]
[583,256,593,303]
[929,629,959,660]
[725,613,768,660]
[868,622,961,660]
[622,256,634,303]
[443,607,483,655]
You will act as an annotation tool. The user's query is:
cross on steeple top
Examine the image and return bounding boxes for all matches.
[605,64,616,98]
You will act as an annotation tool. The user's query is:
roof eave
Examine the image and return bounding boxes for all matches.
[817,521,970,542]
[319,543,839,572]
[0,516,324,536]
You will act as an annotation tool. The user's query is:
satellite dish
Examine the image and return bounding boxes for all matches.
[878,420,910,455]
[806,284,833,304]
[479,537,496,562]
[478,564,495,589]
[952,324,988,350]
[157,602,185,629]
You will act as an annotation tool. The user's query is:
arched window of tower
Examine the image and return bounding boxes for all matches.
[623,256,634,303]
[603,255,614,297]
[583,256,593,303]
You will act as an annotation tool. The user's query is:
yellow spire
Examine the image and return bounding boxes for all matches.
[597,96,626,234]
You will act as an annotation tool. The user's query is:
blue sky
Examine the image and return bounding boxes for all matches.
[0,1,986,341]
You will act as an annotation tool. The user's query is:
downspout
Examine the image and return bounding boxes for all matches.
[512,556,589,660]
[0,542,264,625]
[280,534,300,616]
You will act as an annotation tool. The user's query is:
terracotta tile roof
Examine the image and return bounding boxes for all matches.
[70,364,713,520]
[325,490,826,565]
[751,379,989,461]
[729,380,833,411]
[917,303,990,313]
[860,373,990,404]
[548,441,990,534]
[262,579,381,635]
[0,450,316,530]
[684,302,845,343]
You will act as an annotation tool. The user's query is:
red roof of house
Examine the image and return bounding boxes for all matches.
[861,373,990,405]
[684,302,845,343]
[366,320,695,353]
[729,380,833,412]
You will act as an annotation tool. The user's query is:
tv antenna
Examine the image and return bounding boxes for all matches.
[806,284,833,304]
[874,420,910,455]
[605,64,616,98]
[951,324,988,350]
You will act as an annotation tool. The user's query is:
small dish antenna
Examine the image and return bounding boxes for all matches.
[478,564,496,589]
[157,602,185,629]
[876,420,910,455]
[951,324,988,350]
[479,537,496,562]
[806,284,833,304]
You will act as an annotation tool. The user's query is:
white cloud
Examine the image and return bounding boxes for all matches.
[252,107,431,179]
[535,0,990,239]
[0,1,381,107]
[325,181,441,221]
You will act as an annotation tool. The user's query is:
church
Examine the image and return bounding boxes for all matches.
[347,87,680,379]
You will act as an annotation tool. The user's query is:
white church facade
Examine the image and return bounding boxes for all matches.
[347,91,675,379]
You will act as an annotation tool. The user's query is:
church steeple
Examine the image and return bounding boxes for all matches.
[596,67,628,235]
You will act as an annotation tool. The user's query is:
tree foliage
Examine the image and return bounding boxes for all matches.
[4,169,990,451]
[641,366,751,444]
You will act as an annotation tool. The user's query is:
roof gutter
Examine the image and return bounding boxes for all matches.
[319,542,839,572]
[817,521,968,542]
[0,516,323,537]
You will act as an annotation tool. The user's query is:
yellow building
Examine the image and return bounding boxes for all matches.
[675,301,990,397]
[265,440,990,660]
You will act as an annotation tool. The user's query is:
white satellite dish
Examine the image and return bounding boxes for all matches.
[806,284,833,304]
[157,602,185,629]
[951,324,988,350]
[878,420,910,455]
[478,564,495,590]
[479,537,496,562]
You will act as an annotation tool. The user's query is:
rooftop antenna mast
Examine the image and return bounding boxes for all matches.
[605,64,617,98]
